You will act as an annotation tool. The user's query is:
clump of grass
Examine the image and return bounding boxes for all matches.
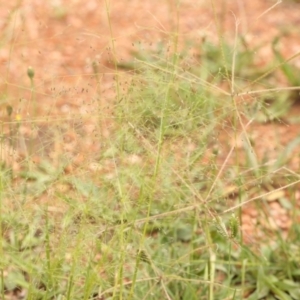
[1,1,300,299]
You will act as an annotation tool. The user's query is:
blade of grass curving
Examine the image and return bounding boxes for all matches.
[241,129,259,176]
[272,36,300,86]
[272,135,300,171]
[242,49,300,92]
[204,119,253,203]
[256,0,282,20]
[222,178,300,214]
[238,86,300,97]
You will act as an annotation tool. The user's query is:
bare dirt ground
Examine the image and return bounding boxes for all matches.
[1,0,300,245]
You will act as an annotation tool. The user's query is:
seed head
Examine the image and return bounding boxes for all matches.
[27,66,35,79]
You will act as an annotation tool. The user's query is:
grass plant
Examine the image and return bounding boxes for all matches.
[1,1,300,299]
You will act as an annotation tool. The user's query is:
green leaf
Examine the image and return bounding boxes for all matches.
[176,225,193,242]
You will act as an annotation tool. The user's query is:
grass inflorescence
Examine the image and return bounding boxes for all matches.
[1,1,300,299]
